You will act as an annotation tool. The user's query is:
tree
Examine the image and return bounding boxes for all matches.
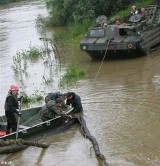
[45,0,133,26]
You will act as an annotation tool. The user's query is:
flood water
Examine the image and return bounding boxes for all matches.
[0,1,160,166]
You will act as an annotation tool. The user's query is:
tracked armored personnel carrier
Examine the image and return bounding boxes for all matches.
[80,5,160,59]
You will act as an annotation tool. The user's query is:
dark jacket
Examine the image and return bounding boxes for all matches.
[4,93,19,123]
[4,93,19,114]
[66,92,83,113]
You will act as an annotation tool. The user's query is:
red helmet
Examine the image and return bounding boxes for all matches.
[10,85,19,91]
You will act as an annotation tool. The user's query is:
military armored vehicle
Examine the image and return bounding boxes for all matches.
[80,5,160,59]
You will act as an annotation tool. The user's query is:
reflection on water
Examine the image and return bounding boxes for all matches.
[0,1,160,166]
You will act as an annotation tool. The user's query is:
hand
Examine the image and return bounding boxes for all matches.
[16,109,21,117]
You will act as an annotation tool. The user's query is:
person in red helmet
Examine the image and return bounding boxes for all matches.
[4,85,22,134]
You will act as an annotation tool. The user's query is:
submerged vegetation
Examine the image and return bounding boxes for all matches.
[11,45,42,74]
[27,46,42,61]
[12,51,28,74]
[60,64,86,87]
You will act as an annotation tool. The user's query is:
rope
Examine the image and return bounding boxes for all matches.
[92,38,111,85]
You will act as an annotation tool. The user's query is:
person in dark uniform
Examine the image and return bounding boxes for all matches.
[4,85,21,134]
[66,92,83,113]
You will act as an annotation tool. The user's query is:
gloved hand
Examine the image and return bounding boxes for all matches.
[16,109,21,117]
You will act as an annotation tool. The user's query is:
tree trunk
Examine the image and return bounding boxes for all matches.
[0,139,50,154]
[0,139,50,148]
[21,140,50,148]
[0,145,28,154]
[77,117,109,166]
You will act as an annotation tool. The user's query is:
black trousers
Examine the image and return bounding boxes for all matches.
[6,122,17,134]
[5,112,17,134]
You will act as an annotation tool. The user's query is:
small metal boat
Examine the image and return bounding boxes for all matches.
[0,106,75,140]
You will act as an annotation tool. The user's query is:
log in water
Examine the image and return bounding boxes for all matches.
[77,117,109,166]
[0,139,50,154]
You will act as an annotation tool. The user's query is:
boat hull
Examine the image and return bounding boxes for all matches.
[84,49,144,60]
[0,106,76,140]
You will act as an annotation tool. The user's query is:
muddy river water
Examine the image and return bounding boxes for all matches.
[0,0,160,166]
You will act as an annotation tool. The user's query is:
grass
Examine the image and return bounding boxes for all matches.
[53,19,93,43]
